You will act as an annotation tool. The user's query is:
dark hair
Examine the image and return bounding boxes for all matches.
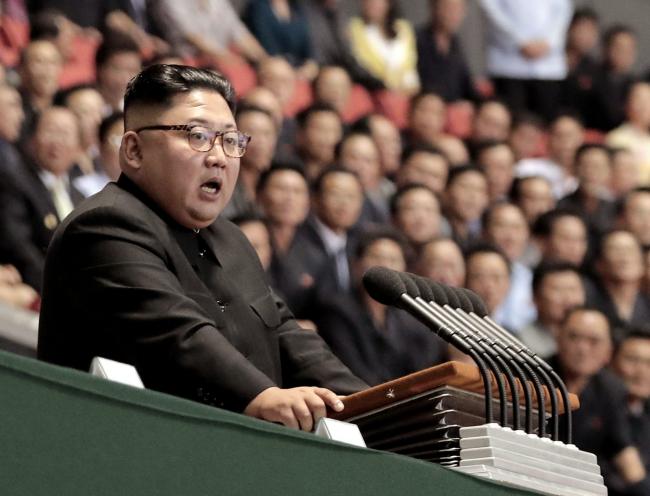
[354,225,410,260]
[401,142,448,164]
[617,186,650,217]
[30,8,64,41]
[389,183,438,216]
[532,207,586,238]
[123,64,236,129]
[570,7,599,27]
[235,102,276,126]
[256,161,307,194]
[312,165,361,196]
[464,241,511,274]
[98,112,124,144]
[594,228,641,261]
[95,33,140,69]
[509,175,552,204]
[603,24,636,48]
[532,261,583,294]
[446,164,485,188]
[295,101,340,128]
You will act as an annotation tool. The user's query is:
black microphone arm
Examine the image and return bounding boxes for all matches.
[362,266,496,425]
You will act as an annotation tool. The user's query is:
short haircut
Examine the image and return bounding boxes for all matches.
[235,102,275,124]
[401,142,448,164]
[312,165,361,196]
[256,161,307,194]
[574,143,612,163]
[511,111,545,131]
[616,186,650,217]
[409,90,444,112]
[123,64,235,129]
[472,139,510,162]
[295,101,340,128]
[464,241,511,274]
[98,112,124,144]
[603,24,636,48]
[95,34,140,69]
[446,164,485,188]
[481,200,523,230]
[354,225,410,261]
[509,175,551,203]
[594,228,641,261]
[30,8,64,41]
[615,326,650,354]
[53,83,100,106]
[532,207,586,238]
[389,183,438,216]
[532,261,582,294]
[334,129,375,161]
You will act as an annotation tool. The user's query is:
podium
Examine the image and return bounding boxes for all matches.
[331,361,606,496]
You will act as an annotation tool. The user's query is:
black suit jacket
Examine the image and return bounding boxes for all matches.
[0,157,83,291]
[38,176,367,412]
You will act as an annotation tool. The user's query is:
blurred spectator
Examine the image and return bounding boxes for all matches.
[354,113,402,182]
[256,56,297,115]
[240,86,291,156]
[0,106,83,291]
[0,264,38,311]
[57,83,105,174]
[396,143,449,196]
[479,0,572,121]
[348,0,419,94]
[516,112,584,198]
[416,0,477,102]
[244,0,316,77]
[103,5,168,59]
[617,188,650,248]
[558,143,615,238]
[467,98,512,149]
[390,183,442,255]
[508,112,545,161]
[606,82,650,186]
[151,0,265,66]
[95,35,141,112]
[293,102,342,181]
[223,104,278,219]
[519,262,585,359]
[337,130,388,224]
[587,230,650,331]
[585,25,638,131]
[552,306,646,491]
[302,0,384,89]
[257,164,316,318]
[18,39,63,143]
[312,226,446,385]
[464,243,512,329]
[610,147,641,199]
[416,237,465,287]
[610,329,650,496]
[232,213,273,272]
[0,1,29,67]
[533,208,588,267]
[0,84,26,174]
[312,65,352,119]
[510,175,556,227]
[474,140,515,202]
[73,111,123,197]
[293,167,364,294]
[443,165,489,249]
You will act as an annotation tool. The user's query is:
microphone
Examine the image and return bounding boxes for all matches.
[362,266,496,425]
[459,287,572,444]
[402,272,514,429]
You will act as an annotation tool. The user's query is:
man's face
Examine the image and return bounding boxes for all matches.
[418,239,465,287]
[599,231,643,284]
[433,0,466,34]
[535,271,585,325]
[394,188,441,245]
[445,171,488,223]
[399,151,448,194]
[576,148,611,197]
[369,115,401,176]
[66,88,106,148]
[0,86,24,142]
[98,51,141,105]
[258,58,296,108]
[626,83,650,128]
[122,90,240,229]
[485,204,529,262]
[611,150,640,197]
[607,32,637,73]
[314,67,352,115]
[22,41,62,98]
[479,145,515,201]
[465,252,510,314]
[300,111,342,166]
[546,216,587,265]
[548,117,583,165]
[33,107,80,176]
[558,310,612,379]
[409,95,446,144]
[339,134,381,191]
[623,192,650,245]
[614,338,650,401]
[517,177,555,225]
[259,169,309,227]
[237,110,277,173]
[472,102,511,141]
[356,238,406,284]
[315,172,363,232]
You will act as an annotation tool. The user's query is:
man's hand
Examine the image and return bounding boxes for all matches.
[244,386,344,431]
[520,40,550,59]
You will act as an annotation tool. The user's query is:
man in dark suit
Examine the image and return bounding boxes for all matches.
[0,105,84,292]
[38,64,367,432]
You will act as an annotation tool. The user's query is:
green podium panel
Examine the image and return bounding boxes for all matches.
[0,350,535,496]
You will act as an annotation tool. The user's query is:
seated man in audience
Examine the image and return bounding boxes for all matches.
[396,144,450,196]
[610,147,641,199]
[95,36,142,113]
[533,208,588,267]
[415,237,465,287]
[0,106,83,292]
[519,262,585,359]
[443,165,489,249]
[466,98,512,153]
[38,65,367,432]
[391,183,444,256]
[552,307,647,493]
[510,175,556,228]
[474,140,516,202]
[617,187,650,248]
[312,66,353,121]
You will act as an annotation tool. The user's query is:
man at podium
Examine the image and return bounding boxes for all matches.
[37,64,367,432]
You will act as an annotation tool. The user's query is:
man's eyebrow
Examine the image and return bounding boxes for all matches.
[187,119,237,130]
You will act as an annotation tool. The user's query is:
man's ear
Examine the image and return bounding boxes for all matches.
[121,131,143,170]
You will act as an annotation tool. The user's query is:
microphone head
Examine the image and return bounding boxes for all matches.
[428,281,449,305]
[454,288,474,313]
[398,271,421,298]
[440,284,462,309]
[411,274,435,302]
[462,288,489,317]
[362,266,407,306]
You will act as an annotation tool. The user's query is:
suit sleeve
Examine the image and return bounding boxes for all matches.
[59,207,277,411]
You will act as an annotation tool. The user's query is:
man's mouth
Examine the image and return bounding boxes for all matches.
[201,179,222,195]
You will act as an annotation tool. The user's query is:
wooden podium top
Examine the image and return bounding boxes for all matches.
[332,361,579,421]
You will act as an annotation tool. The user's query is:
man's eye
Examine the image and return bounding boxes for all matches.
[190,130,210,142]
[223,135,237,146]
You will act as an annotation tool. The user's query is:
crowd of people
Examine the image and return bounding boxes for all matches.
[0,0,649,494]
